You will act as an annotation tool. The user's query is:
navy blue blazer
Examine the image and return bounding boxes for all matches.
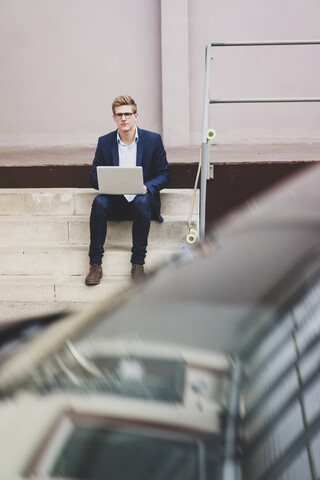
[90,128,171,221]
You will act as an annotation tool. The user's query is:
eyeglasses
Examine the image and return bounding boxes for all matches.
[114,112,135,119]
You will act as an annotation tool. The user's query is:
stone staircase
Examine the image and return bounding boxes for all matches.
[0,188,198,322]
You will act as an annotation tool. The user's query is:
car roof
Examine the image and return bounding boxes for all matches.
[0,164,319,390]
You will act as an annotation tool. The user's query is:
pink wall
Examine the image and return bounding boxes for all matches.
[189,0,320,144]
[0,0,319,147]
[0,0,162,146]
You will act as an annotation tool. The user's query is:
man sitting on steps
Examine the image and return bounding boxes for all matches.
[85,95,171,286]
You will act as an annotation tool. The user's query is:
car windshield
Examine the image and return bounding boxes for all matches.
[39,419,221,480]
[22,338,185,403]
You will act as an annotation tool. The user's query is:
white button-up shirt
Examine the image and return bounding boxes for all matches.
[117,128,139,202]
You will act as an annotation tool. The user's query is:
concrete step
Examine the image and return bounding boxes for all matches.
[0,301,85,320]
[0,215,195,246]
[0,245,180,276]
[0,246,182,320]
[0,188,198,217]
[0,187,198,322]
[0,275,130,303]
[0,274,131,321]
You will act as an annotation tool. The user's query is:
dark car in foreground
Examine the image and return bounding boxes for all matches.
[0,163,319,480]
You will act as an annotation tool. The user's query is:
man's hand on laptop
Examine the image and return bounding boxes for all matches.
[143,185,148,195]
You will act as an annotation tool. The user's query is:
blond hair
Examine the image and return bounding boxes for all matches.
[112,95,137,114]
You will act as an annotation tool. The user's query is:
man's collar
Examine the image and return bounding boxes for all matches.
[117,127,139,146]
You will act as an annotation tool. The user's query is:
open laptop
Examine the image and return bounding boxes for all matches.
[97,166,145,195]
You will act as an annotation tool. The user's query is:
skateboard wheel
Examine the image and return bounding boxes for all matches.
[187,229,198,244]
[207,128,216,140]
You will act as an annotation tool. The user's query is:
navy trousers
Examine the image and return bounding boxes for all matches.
[89,193,155,266]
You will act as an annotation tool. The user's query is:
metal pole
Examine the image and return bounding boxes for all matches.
[211,97,320,104]
[222,356,242,480]
[211,40,320,47]
[199,43,212,239]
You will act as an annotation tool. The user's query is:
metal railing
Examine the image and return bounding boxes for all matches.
[200,40,320,238]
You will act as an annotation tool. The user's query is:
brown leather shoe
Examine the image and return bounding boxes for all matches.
[131,263,145,280]
[85,264,102,286]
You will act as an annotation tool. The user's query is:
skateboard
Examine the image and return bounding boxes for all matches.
[185,149,201,244]
[185,129,216,244]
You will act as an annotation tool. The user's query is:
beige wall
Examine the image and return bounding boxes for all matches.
[188,0,320,145]
[0,0,162,146]
[1,0,319,147]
